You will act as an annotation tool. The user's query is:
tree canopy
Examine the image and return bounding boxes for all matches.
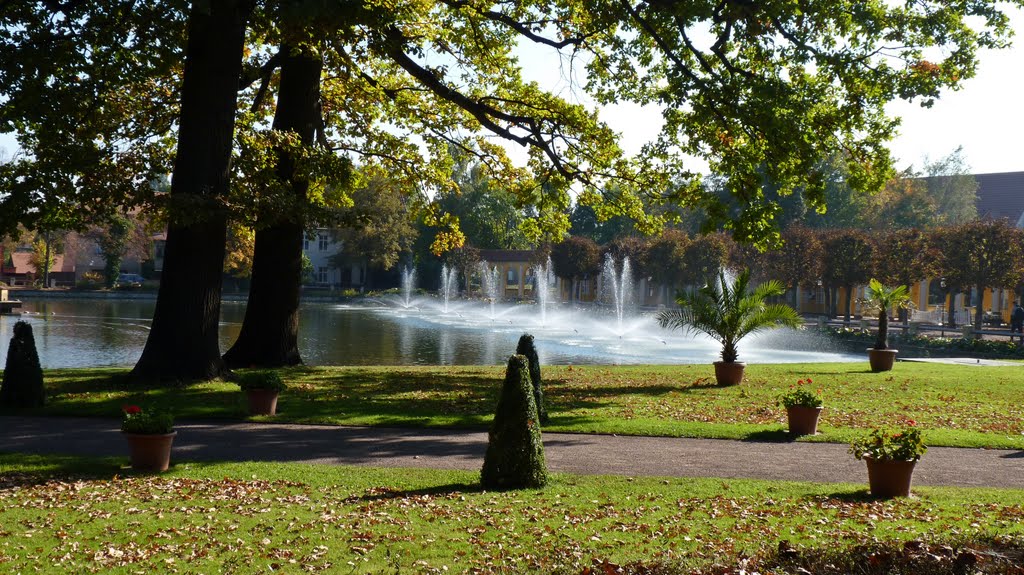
[3,0,1018,246]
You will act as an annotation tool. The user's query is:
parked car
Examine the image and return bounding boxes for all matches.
[116,273,145,287]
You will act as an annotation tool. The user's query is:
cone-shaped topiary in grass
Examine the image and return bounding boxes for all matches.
[1,321,44,407]
[515,333,548,424]
[481,354,547,489]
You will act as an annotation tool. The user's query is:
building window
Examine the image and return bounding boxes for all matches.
[318,234,330,251]
[506,267,519,288]
[302,237,310,251]
[317,266,328,284]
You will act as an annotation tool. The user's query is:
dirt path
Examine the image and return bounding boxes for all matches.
[2,416,1021,488]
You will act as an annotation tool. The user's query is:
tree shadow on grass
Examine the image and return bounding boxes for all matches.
[345,482,485,502]
[0,452,126,489]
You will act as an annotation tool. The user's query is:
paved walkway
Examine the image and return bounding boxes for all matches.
[2,416,1022,488]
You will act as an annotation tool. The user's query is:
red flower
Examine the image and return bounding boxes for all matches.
[797,379,804,385]
[907,419,917,426]
[122,405,142,415]
[806,378,813,384]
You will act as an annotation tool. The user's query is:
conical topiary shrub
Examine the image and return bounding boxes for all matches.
[1,321,45,407]
[515,333,548,423]
[481,354,547,489]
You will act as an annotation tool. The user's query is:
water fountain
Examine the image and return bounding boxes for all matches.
[440,264,458,313]
[535,257,556,326]
[600,254,635,334]
[400,266,417,308]
[478,261,501,319]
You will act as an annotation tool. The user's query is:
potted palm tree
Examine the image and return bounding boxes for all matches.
[657,269,802,385]
[860,279,912,372]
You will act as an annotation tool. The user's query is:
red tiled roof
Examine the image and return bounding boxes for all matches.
[9,252,74,274]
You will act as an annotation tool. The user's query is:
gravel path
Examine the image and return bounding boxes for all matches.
[2,416,1022,488]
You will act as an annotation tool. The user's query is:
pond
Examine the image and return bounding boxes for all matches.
[0,297,861,369]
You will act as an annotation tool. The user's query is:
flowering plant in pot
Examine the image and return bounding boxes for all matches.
[121,405,176,472]
[849,422,927,498]
[236,370,286,416]
[777,379,823,435]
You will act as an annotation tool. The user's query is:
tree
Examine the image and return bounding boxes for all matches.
[682,233,731,289]
[928,226,972,328]
[327,171,418,290]
[224,223,256,280]
[3,0,1019,381]
[752,226,825,307]
[602,236,648,271]
[656,269,801,381]
[867,170,939,230]
[821,229,875,323]
[923,147,979,226]
[862,279,913,351]
[223,37,332,369]
[133,1,254,380]
[550,236,601,303]
[638,229,689,305]
[438,154,532,250]
[872,228,935,322]
[935,220,1024,333]
[29,237,55,284]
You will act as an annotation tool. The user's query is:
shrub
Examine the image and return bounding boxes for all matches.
[850,424,927,462]
[76,271,104,289]
[481,355,547,489]
[121,405,174,435]
[235,370,286,392]
[0,321,45,407]
[515,333,548,423]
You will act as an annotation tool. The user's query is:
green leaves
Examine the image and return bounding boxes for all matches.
[657,269,802,363]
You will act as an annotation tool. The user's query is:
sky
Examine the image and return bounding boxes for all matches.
[2,6,1022,175]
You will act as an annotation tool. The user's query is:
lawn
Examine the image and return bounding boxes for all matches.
[26,362,1024,449]
[0,454,1022,574]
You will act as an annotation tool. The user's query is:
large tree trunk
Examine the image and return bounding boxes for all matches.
[132,0,251,381]
[223,45,322,369]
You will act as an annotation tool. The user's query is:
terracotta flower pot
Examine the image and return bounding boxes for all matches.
[864,457,917,498]
[124,431,176,472]
[786,405,823,436]
[713,361,745,386]
[246,389,280,416]
[867,348,898,372]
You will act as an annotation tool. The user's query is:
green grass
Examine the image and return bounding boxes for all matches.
[21,362,1024,449]
[0,453,1022,574]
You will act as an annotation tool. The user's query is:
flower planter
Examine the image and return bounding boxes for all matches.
[864,457,917,497]
[867,348,898,372]
[713,361,745,386]
[786,406,822,436]
[124,431,176,472]
[246,389,280,416]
